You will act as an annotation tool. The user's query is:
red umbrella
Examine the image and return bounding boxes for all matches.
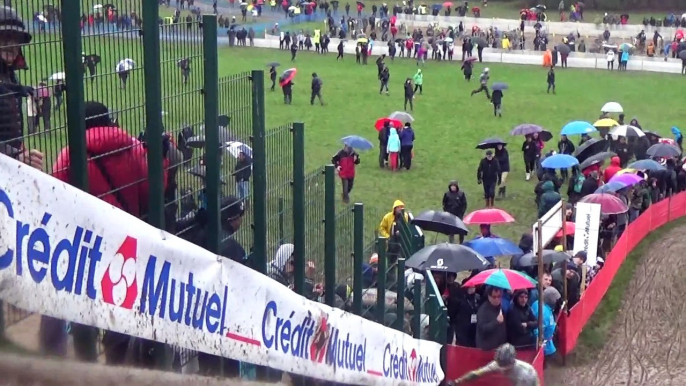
[464,56,477,63]
[463,208,515,225]
[463,269,537,291]
[555,222,575,238]
[443,1,453,6]
[578,193,628,215]
[375,117,402,131]
[279,67,297,87]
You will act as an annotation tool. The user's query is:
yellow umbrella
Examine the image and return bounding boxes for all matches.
[594,118,619,128]
[615,168,637,176]
[357,37,368,44]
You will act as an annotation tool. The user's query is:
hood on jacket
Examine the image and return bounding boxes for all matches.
[543,287,561,309]
[610,156,620,166]
[389,128,399,137]
[542,180,555,192]
[392,199,405,210]
[271,243,294,271]
[672,126,682,139]
[512,289,529,308]
[448,180,459,191]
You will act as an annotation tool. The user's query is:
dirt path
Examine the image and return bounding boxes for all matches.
[550,226,686,386]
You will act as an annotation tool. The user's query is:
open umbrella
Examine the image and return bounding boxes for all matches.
[595,181,628,194]
[341,135,373,151]
[266,62,280,67]
[463,208,515,225]
[516,250,569,267]
[187,165,227,184]
[578,194,629,214]
[679,50,686,60]
[388,111,414,123]
[593,118,619,128]
[646,143,681,158]
[357,38,369,44]
[615,168,636,176]
[464,56,478,63]
[537,130,553,142]
[463,237,523,257]
[406,243,489,273]
[476,137,506,150]
[375,117,402,131]
[225,141,253,159]
[511,123,543,136]
[357,33,367,38]
[472,37,487,47]
[556,44,571,55]
[356,0,365,6]
[463,269,537,291]
[610,125,644,138]
[491,82,508,91]
[555,221,575,238]
[579,151,615,170]
[574,138,608,163]
[116,59,135,72]
[48,72,65,81]
[443,1,453,6]
[279,67,297,86]
[85,54,101,65]
[411,210,469,235]
[609,173,643,187]
[601,101,623,113]
[643,131,662,144]
[628,159,665,171]
[541,154,579,169]
[561,121,596,136]
[619,42,634,52]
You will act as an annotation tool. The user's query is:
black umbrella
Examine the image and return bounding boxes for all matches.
[356,0,365,6]
[579,151,616,170]
[266,62,280,67]
[394,38,405,43]
[643,131,661,144]
[86,54,101,65]
[406,243,489,273]
[537,130,553,142]
[472,36,487,47]
[574,138,608,163]
[556,43,571,55]
[515,250,569,267]
[678,50,686,60]
[411,210,469,235]
[186,125,236,149]
[647,143,681,158]
[476,137,507,150]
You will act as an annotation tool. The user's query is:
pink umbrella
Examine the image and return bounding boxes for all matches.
[578,194,629,215]
[463,208,515,225]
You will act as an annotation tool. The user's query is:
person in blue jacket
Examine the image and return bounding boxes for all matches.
[671,126,682,151]
[531,287,561,360]
[399,122,415,170]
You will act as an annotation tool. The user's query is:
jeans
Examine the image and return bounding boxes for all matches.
[237,180,250,201]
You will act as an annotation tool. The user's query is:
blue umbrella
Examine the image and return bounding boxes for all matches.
[491,82,508,91]
[561,121,597,136]
[463,237,523,258]
[595,181,628,194]
[541,154,579,169]
[628,159,665,171]
[341,135,373,151]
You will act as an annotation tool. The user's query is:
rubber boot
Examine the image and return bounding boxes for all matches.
[498,186,506,198]
[502,186,507,198]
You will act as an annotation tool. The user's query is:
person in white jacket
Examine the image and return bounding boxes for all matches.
[606,49,615,70]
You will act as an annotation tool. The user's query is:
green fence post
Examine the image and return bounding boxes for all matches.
[251,70,268,274]
[394,257,406,332]
[412,279,422,339]
[292,122,306,295]
[353,203,364,315]
[376,237,388,323]
[60,0,97,362]
[203,15,220,255]
[324,165,337,306]
[142,0,169,370]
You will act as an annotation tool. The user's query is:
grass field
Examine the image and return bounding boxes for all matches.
[19,19,685,245]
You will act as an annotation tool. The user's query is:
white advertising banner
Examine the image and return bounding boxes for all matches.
[0,156,443,385]
[573,203,602,267]
[532,201,563,254]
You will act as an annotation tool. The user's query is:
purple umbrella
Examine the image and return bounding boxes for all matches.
[510,123,544,136]
[609,173,643,187]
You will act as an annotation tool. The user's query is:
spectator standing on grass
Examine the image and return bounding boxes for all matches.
[269,65,277,91]
[310,72,324,105]
[442,180,468,222]
[476,286,508,350]
[538,181,561,218]
[412,68,423,95]
[495,144,510,198]
[491,88,503,118]
[281,78,293,104]
[606,49,615,70]
[403,77,414,111]
[332,144,360,203]
[399,122,414,169]
[477,150,500,208]
[387,126,401,171]
[547,66,555,94]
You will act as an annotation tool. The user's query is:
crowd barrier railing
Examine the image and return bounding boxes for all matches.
[558,192,686,355]
[249,35,683,74]
[444,345,545,385]
[394,14,683,39]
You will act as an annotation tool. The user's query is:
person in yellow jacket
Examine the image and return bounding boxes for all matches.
[378,200,409,238]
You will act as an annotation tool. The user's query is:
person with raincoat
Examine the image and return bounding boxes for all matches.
[461,59,473,81]
[412,68,423,95]
[442,180,468,223]
[671,126,682,151]
[620,49,629,70]
[531,287,561,362]
[547,66,556,94]
[387,126,401,171]
[378,200,409,238]
[332,144,360,203]
[538,180,561,218]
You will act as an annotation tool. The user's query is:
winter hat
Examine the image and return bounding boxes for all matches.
[543,287,561,308]
[84,101,112,129]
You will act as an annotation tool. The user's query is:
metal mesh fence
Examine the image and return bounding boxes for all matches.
[333,203,356,282]
[302,167,326,284]
[265,124,294,261]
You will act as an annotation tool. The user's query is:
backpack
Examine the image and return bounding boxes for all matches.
[573,174,585,193]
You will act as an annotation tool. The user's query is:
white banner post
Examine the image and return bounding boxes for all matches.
[532,200,564,255]
[573,202,602,267]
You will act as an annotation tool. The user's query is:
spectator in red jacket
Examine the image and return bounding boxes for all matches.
[51,101,170,365]
[603,156,622,182]
[332,144,360,203]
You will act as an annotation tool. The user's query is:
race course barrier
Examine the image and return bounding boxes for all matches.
[0,155,444,386]
[246,35,684,74]
[394,14,683,39]
[558,192,686,355]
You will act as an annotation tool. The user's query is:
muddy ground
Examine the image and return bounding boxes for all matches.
[546,226,686,386]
